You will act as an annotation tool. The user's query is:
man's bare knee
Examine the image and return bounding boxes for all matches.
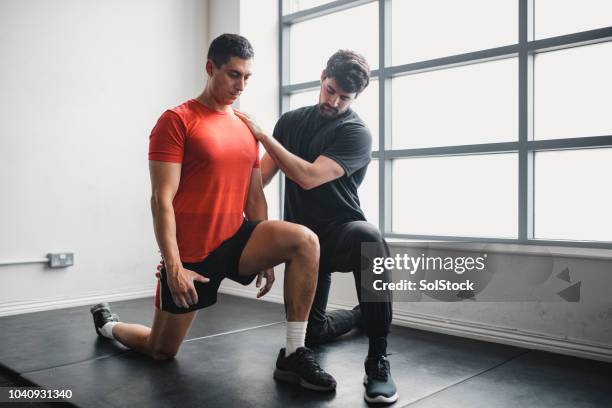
[292,226,319,261]
[149,339,180,361]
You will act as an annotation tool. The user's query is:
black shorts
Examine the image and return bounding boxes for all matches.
[156,219,262,314]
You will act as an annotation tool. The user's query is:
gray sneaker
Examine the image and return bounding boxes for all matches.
[364,339,398,404]
[90,303,119,337]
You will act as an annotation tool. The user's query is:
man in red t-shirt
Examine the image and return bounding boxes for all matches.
[89,34,335,392]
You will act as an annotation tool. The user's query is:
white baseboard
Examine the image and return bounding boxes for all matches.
[0,285,157,317]
[218,286,612,363]
[390,309,612,363]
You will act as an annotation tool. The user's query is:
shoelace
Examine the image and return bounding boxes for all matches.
[367,354,390,381]
[295,349,324,373]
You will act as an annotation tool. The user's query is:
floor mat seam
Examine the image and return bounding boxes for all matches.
[18,321,285,377]
[21,350,132,376]
[183,321,284,343]
[399,349,532,408]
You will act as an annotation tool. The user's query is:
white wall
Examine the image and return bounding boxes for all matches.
[0,0,208,314]
[208,0,240,41]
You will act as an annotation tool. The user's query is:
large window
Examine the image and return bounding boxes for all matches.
[280,0,612,248]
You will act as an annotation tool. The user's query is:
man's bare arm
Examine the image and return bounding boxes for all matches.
[149,161,182,268]
[245,168,268,221]
[149,160,208,308]
[261,153,280,187]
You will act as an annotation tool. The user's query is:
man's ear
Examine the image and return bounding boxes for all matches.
[206,60,215,77]
[320,70,326,82]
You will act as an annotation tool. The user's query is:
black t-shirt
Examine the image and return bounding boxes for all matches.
[273,104,372,237]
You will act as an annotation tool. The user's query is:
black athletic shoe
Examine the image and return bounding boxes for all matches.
[274,347,337,392]
[364,339,398,404]
[90,302,119,337]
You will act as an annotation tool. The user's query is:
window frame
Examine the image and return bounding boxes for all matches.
[279,0,612,249]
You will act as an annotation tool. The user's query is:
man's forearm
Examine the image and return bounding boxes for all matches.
[260,134,313,188]
[150,198,182,274]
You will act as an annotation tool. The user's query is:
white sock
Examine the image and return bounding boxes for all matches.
[286,321,307,356]
[100,321,118,340]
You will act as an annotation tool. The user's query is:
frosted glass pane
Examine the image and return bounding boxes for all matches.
[535,0,612,39]
[289,89,319,110]
[392,0,517,64]
[392,58,518,149]
[534,42,612,140]
[535,148,612,242]
[392,154,518,238]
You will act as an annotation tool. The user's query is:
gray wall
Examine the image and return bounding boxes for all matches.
[0,0,209,313]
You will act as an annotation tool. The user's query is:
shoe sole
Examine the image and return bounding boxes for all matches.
[273,368,336,392]
[364,392,399,405]
[363,375,399,404]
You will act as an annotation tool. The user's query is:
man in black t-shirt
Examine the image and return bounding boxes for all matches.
[236,50,398,404]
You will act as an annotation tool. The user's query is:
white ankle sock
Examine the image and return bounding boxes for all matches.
[100,321,118,340]
[286,321,307,356]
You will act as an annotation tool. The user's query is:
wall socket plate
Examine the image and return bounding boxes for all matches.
[47,252,74,268]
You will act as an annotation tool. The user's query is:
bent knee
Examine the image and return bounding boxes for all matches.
[352,221,383,243]
[293,226,319,259]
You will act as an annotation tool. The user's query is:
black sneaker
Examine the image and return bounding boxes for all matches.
[90,303,119,337]
[274,347,337,392]
[364,339,398,404]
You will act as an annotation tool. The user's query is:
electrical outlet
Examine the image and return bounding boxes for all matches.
[47,252,74,268]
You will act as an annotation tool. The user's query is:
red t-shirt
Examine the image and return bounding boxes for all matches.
[148,99,260,262]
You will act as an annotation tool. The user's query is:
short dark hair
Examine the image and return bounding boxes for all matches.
[207,33,254,68]
[323,50,370,94]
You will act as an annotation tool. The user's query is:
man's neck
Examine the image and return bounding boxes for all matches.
[195,89,231,113]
